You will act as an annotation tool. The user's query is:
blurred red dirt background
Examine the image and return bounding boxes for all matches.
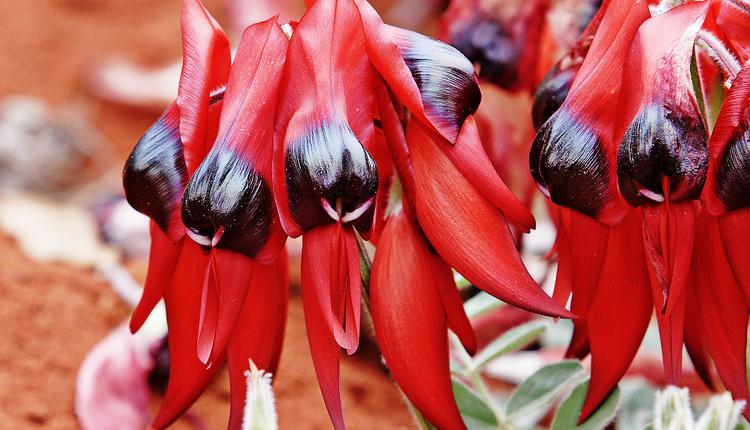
[0,0,413,428]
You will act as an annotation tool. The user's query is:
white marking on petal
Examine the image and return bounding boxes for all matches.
[639,188,665,202]
[341,197,374,223]
[186,229,212,246]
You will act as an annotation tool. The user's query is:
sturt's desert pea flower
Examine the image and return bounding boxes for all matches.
[123,2,289,428]
[532,0,750,422]
[125,0,577,428]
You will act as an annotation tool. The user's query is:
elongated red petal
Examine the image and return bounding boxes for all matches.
[180,18,288,264]
[301,224,361,354]
[178,0,231,173]
[371,208,470,430]
[719,209,750,303]
[302,244,345,430]
[683,273,715,390]
[408,121,572,318]
[227,251,289,430]
[130,223,183,333]
[274,0,378,238]
[198,249,256,364]
[581,210,652,421]
[355,0,479,144]
[439,117,535,231]
[693,210,750,419]
[558,208,609,359]
[152,241,220,429]
[530,0,649,224]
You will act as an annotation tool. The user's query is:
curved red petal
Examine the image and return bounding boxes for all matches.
[302,247,346,430]
[719,209,750,303]
[408,121,572,318]
[130,223,183,333]
[557,208,609,359]
[227,251,290,430]
[440,117,535,231]
[152,241,221,429]
[581,210,652,421]
[301,224,361,354]
[693,210,750,419]
[178,0,231,174]
[371,208,468,430]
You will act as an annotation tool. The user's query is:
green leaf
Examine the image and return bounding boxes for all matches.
[452,378,498,430]
[551,380,621,430]
[506,360,584,419]
[472,321,546,370]
[464,291,504,319]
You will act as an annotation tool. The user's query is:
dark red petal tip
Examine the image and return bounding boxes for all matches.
[617,103,708,206]
[123,105,187,241]
[530,109,611,220]
[388,25,481,137]
[285,122,379,234]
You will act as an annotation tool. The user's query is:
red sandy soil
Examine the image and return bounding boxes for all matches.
[0,0,413,428]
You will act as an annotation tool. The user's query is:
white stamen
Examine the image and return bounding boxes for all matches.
[341,197,374,223]
[186,229,212,246]
[320,198,340,221]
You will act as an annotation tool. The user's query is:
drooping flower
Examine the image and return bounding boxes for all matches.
[123,2,289,428]
[531,0,750,422]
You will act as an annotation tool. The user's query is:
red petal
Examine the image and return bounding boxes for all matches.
[152,241,221,429]
[302,245,345,430]
[130,223,183,333]
[200,250,257,365]
[440,117,535,231]
[355,0,479,144]
[274,0,377,237]
[555,208,609,359]
[178,0,231,174]
[693,210,750,419]
[581,210,652,421]
[371,208,469,430]
[227,251,290,430]
[683,273,715,390]
[408,121,572,318]
[301,224,361,354]
[719,209,750,303]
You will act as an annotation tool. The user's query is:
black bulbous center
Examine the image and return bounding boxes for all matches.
[285,122,378,233]
[123,107,187,234]
[716,111,750,211]
[532,64,578,132]
[617,102,708,206]
[181,146,273,257]
[530,109,610,218]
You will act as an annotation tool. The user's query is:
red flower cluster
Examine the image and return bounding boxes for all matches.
[530,0,750,422]
[124,0,572,428]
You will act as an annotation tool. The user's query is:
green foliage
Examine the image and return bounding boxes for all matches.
[506,361,584,419]
[551,381,620,430]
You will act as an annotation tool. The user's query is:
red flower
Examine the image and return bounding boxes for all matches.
[532,0,750,422]
[123,2,289,428]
